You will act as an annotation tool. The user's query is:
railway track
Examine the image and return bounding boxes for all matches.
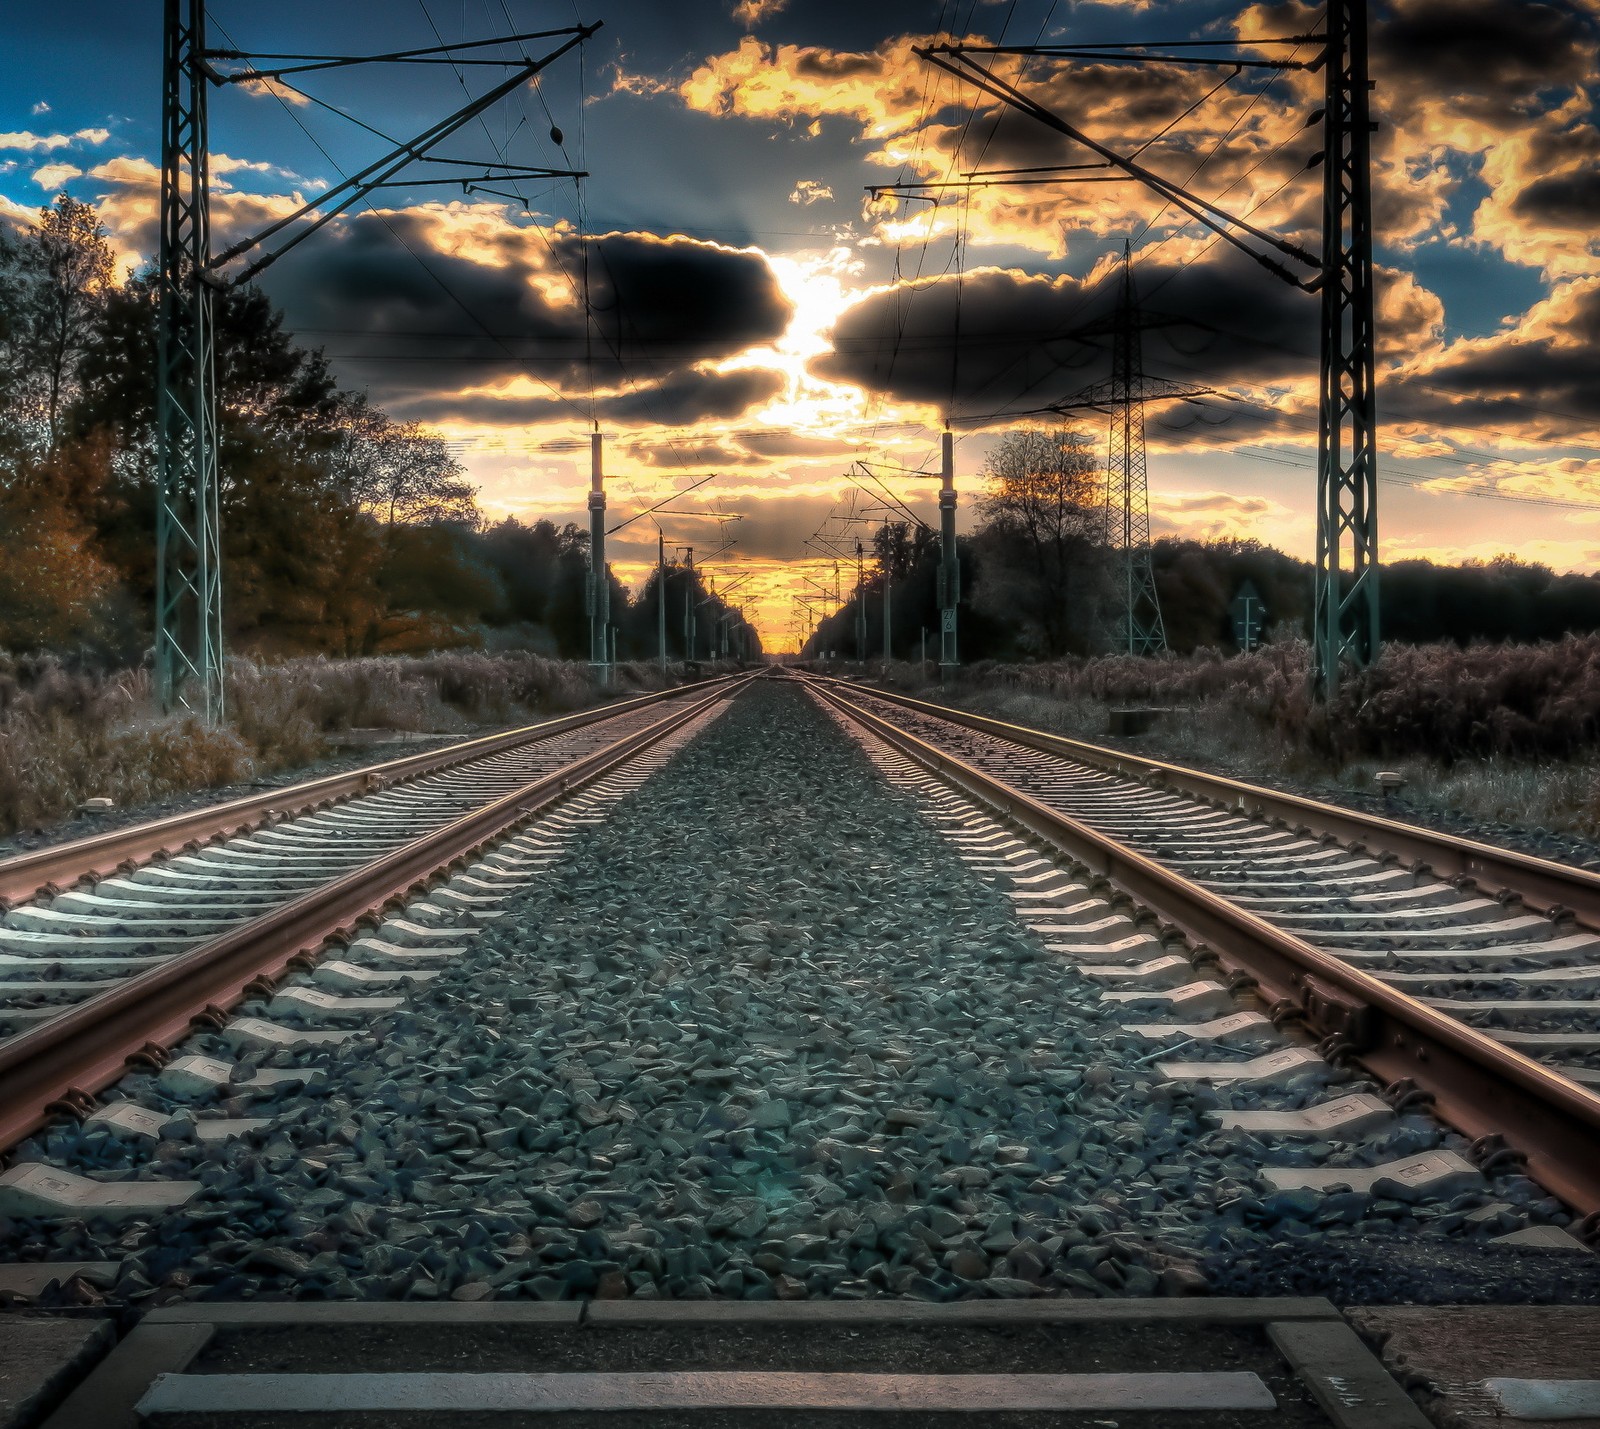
[1,675,1595,1348]
[0,675,749,1155]
[802,674,1600,1227]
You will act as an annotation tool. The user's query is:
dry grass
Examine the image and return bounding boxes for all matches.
[0,651,704,837]
[874,636,1600,839]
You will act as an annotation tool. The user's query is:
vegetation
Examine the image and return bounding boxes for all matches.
[0,194,758,664]
[805,425,1600,662]
[0,650,683,838]
[874,636,1600,837]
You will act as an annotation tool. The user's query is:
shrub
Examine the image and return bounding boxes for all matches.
[0,649,706,838]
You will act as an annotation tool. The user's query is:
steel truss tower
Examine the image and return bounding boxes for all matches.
[910,2,1379,694]
[1050,248,1208,654]
[1313,0,1379,692]
[157,0,224,719]
[1105,245,1166,655]
[153,6,594,717]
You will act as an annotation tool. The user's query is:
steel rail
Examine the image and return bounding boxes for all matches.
[0,673,741,912]
[0,676,752,1156]
[808,678,1600,1222]
[807,676,1600,935]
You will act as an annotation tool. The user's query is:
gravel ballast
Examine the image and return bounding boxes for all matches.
[3,680,1595,1308]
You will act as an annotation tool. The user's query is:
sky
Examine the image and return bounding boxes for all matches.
[3,0,1599,649]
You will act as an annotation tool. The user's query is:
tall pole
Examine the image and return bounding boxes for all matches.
[854,540,867,662]
[156,0,224,720]
[1106,241,1167,656]
[938,427,959,674]
[1313,0,1379,696]
[682,547,694,661]
[587,430,609,684]
[657,531,667,673]
[881,516,892,666]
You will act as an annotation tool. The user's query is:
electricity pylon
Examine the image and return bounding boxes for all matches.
[156,1,594,717]
[1049,245,1212,655]
[908,0,1379,693]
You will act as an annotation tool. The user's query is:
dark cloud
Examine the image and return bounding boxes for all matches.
[259,214,791,421]
[1377,0,1595,93]
[401,365,786,430]
[1393,279,1600,439]
[735,431,861,459]
[813,249,1324,419]
[621,437,759,467]
[1511,170,1600,229]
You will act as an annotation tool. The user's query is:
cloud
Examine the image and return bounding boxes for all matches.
[789,179,834,205]
[275,208,796,423]
[620,438,757,468]
[1,131,68,152]
[238,77,312,107]
[31,163,82,190]
[733,0,789,25]
[30,102,50,116]
[813,249,1317,416]
[1393,277,1600,442]
[401,366,788,430]
[812,240,1461,434]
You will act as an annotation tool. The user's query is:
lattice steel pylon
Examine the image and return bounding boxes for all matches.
[1313,0,1379,694]
[156,0,224,720]
[1050,246,1210,654]
[152,5,595,718]
[906,6,1379,695]
[1104,243,1166,656]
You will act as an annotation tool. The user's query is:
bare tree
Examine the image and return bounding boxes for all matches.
[973,425,1105,655]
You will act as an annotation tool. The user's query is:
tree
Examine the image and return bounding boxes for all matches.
[0,196,117,455]
[332,398,476,529]
[0,477,118,649]
[971,425,1106,656]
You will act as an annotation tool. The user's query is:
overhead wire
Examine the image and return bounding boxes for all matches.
[207,12,592,422]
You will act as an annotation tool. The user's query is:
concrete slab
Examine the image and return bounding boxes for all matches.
[1492,1226,1594,1253]
[344,937,463,968]
[311,959,439,992]
[0,1164,199,1223]
[1080,954,1195,987]
[1161,1046,1333,1087]
[265,986,403,1019]
[144,1302,583,1326]
[1260,1150,1482,1199]
[1209,1093,1393,1139]
[0,1317,114,1429]
[1267,1318,1432,1429]
[1101,981,1236,1015]
[136,1369,1278,1414]
[83,1102,167,1142]
[193,1117,275,1143]
[379,918,480,948]
[1125,1011,1276,1046]
[1043,933,1162,963]
[1483,1379,1600,1419]
[158,1054,322,1095]
[221,1017,356,1051]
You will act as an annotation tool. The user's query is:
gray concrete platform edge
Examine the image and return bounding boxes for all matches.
[41,1322,212,1429]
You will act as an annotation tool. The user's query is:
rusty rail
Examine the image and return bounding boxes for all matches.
[811,676,1600,935]
[0,677,750,1155]
[809,678,1600,1222]
[0,674,740,912]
